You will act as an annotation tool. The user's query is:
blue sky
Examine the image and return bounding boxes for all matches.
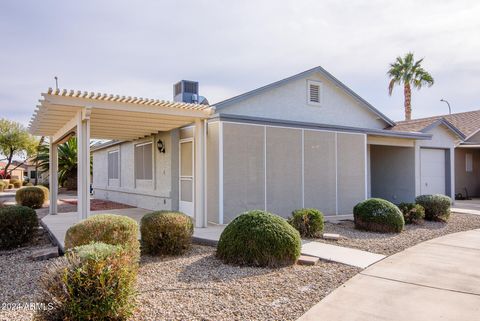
[1,0,479,126]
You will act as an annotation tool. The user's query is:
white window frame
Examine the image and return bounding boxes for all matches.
[466,152,473,172]
[307,79,323,106]
[107,149,120,180]
[134,142,154,181]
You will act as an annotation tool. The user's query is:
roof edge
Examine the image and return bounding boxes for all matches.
[420,118,466,139]
[213,113,429,139]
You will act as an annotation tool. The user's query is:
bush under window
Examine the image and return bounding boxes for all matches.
[217,210,301,267]
[353,198,404,233]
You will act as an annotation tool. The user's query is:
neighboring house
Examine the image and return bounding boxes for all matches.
[391,110,480,199]
[24,159,49,184]
[89,66,457,225]
[0,161,25,181]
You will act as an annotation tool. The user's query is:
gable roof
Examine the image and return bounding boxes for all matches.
[213,66,396,126]
[390,109,480,140]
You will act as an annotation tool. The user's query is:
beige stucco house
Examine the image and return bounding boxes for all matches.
[391,110,480,199]
[82,67,463,226]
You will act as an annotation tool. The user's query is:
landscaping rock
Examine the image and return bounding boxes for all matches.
[322,233,341,240]
[297,255,319,266]
[30,247,59,261]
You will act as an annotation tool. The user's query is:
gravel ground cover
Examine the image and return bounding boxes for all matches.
[0,228,57,321]
[320,213,480,255]
[0,242,359,321]
[135,245,359,321]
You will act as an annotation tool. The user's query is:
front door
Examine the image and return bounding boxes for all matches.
[179,139,194,217]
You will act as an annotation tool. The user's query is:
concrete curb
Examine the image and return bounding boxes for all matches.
[39,219,65,255]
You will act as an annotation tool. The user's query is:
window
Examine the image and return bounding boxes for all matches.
[307,80,322,105]
[108,150,119,179]
[30,170,37,179]
[466,153,473,172]
[135,142,153,180]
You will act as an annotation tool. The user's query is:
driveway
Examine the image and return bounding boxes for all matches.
[452,198,480,215]
[299,229,480,321]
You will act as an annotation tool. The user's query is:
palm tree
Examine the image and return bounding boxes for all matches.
[35,137,92,190]
[387,52,434,121]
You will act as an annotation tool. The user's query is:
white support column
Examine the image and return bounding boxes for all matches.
[77,108,91,220]
[48,137,58,215]
[194,118,206,228]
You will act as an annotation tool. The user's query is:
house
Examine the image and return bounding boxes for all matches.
[81,66,459,226]
[24,159,49,184]
[28,66,466,227]
[390,110,480,199]
[0,161,26,181]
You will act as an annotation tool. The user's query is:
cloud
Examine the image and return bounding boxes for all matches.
[0,0,479,125]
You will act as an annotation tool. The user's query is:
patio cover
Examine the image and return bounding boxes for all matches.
[28,88,214,227]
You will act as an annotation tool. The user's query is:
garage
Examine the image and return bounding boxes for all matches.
[420,148,446,195]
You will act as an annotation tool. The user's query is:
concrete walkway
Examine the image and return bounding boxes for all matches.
[452,198,480,215]
[41,209,384,268]
[298,229,480,321]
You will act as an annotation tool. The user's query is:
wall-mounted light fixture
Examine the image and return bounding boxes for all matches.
[157,139,165,153]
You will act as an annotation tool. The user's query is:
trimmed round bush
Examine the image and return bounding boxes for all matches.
[415,194,451,222]
[398,203,425,224]
[10,179,21,188]
[7,184,14,189]
[217,210,301,267]
[353,198,404,233]
[36,242,138,321]
[65,214,140,258]
[288,208,324,238]
[15,186,48,209]
[0,205,38,250]
[141,211,193,255]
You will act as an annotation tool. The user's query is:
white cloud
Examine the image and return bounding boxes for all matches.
[0,0,479,125]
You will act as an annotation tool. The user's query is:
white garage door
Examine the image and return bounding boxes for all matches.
[420,148,446,195]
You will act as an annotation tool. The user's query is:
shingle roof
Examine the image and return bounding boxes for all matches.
[390,109,480,139]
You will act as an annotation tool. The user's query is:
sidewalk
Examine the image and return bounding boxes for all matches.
[298,229,480,321]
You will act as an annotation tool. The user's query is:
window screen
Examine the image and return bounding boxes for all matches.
[108,151,119,179]
[466,153,473,172]
[135,143,153,180]
[30,170,37,179]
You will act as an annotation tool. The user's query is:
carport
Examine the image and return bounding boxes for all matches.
[28,88,214,227]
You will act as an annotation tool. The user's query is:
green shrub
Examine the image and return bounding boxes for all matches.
[10,179,21,188]
[141,211,193,255]
[217,210,301,267]
[36,242,137,321]
[26,182,34,186]
[288,208,324,238]
[0,181,5,192]
[0,205,38,250]
[353,198,404,233]
[15,186,48,209]
[64,214,140,258]
[7,184,14,189]
[398,203,425,224]
[415,194,451,222]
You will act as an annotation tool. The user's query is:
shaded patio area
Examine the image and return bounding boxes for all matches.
[41,207,226,253]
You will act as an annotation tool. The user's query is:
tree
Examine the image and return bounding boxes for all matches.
[36,137,93,190]
[0,119,38,179]
[387,52,435,121]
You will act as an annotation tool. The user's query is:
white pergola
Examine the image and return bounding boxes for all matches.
[28,88,214,227]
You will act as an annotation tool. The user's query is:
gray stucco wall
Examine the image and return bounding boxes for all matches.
[370,145,416,203]
[92,129,179,211]
[218,72,387,130]
[455,148,480,197]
